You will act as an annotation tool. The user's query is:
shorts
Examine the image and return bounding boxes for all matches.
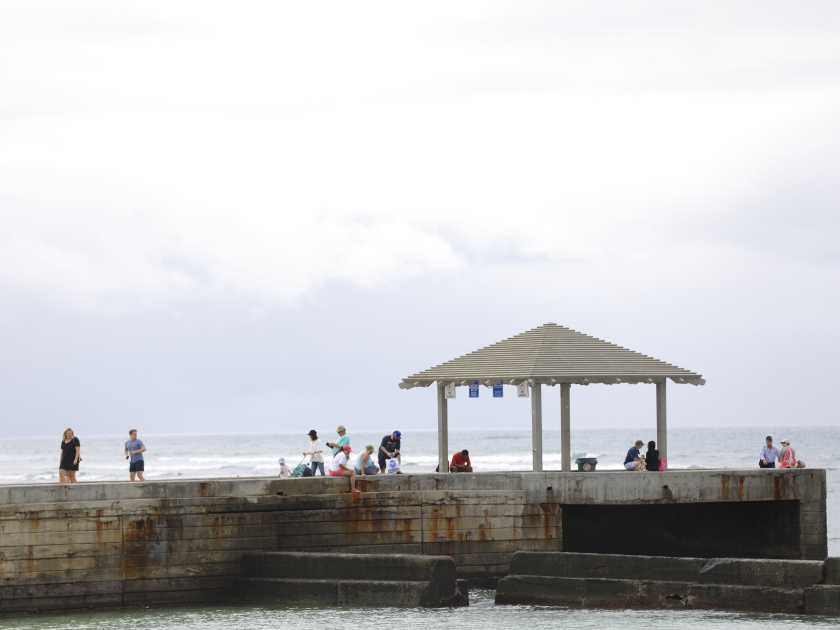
[624,461,637,470]
[378,457,393,470]
[129,460,145,472]
[355,467,378,475]
[328,468,345,476]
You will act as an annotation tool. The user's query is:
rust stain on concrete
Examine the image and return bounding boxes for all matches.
[720,475,730,500]
[774,475,782,500]
[198,482,211,497]
[739,477,745,502]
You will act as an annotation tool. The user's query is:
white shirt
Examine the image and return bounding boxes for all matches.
[278,464,291,478]
[329,451,347,473]
[306,438,324,463]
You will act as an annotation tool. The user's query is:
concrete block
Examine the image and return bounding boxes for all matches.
[698,558,824,588]
[496,575,805,613]
[337,579,459,607]
[510,552,705,582]
[123,588,230,606]
[231,577,337,605]
[825,558,840,584]
[804,585,840,615]
[243,552,456,583]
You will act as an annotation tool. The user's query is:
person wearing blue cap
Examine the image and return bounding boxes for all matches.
[379,430,402,473]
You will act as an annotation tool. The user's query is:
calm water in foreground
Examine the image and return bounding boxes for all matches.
[3,589,840,630]
[1,426,838,628]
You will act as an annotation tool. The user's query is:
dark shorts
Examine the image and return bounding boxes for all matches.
[759,460,775,468]
[129,460,145,473]
[59,462,79,472]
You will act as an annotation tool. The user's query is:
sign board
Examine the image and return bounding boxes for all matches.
[493,381,503,398]
[469,381,479,398]
[517,381,529,398]
[444,382,456,399]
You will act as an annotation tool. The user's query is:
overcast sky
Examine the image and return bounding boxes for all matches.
[1,1,838,438]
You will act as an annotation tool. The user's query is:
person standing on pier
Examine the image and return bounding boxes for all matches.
[305,430,325,476]
[124,429,146,482]
[759,436,779,468]
[326,425,350,456]
[59,428,81,484]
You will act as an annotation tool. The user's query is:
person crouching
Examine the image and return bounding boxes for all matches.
[450,449,472,472]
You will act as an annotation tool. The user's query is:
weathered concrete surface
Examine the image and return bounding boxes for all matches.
[510,551,706,582]
[0,469,827,614]
[496,575,805,612]
[242,551,456,582]
[497,551,833,614]
[232,553,465,607]
[825,557,840,584]
[803,585,840,615]
[699,558,824,588]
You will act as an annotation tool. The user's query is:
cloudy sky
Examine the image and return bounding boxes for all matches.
[1,1,838,438]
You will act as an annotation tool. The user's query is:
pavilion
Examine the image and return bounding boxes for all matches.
[399,322,705,473]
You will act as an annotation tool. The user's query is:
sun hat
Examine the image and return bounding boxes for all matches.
[277,457,285,464]
[336,424,346,432]
[780,439,790,444]
[393,430,402,438]
[308,430,317,436]
[342,445,352,452]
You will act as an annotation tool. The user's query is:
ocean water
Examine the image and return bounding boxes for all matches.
[1,426,837,629]
[3,589,840,630]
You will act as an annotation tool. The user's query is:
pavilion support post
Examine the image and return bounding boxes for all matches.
[531,382,543,472]
[437,383,449,474]
[656,380,667,463]
[560,383,571,472]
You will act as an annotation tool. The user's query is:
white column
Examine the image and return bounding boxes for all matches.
[531,382,543,472]
[560,383,571,472]
[437,383,449,474]
[656,380,667,463]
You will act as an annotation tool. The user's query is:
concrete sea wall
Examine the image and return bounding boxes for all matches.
[0,468,827,614]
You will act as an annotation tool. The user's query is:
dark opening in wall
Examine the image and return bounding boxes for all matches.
[561,500,800,559]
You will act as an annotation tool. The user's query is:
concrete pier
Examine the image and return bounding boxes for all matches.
[0,468,827,614]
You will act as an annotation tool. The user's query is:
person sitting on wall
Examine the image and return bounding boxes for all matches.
[355,445,379,477]
[624,440,645,471]
[450,449,472,472]
[759,435,779,469]
[779,439,797,468]
[644,441,660,471]
[328,445,360,493]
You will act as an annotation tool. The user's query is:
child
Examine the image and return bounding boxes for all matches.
[278,457,291,478]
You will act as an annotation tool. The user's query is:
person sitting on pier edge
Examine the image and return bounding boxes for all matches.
[644,441,660,472]
[379,430,401,473]
[779,439,797,468]
[355,445,379,477]
[759,435,779,469]
[328,444,360,492]
[450,449,472,472]
[624,440,645,470]
[326,425,349,456]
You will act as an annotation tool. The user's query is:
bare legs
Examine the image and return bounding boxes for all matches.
[341,468,359,492]
[59,470,77,484]
[130,471,145,482]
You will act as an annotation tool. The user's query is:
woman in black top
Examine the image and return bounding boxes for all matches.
[645,440,660,471]
[59,427,81,484]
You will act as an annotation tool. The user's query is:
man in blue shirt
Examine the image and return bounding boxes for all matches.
[624,440,644,470]
[759,436,779,468]
[124,429,146,482]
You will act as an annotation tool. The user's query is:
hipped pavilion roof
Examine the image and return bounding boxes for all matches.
[399,322,705,389]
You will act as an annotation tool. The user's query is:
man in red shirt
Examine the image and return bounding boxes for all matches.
[450,449,472,472]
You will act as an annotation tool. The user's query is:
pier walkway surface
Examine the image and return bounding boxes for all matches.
[0,469,826,614]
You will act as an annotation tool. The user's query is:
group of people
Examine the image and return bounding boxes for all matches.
[759,436,801,468]
[58,427,147,484]
[623,440,662,471]
[279,426,404,492]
